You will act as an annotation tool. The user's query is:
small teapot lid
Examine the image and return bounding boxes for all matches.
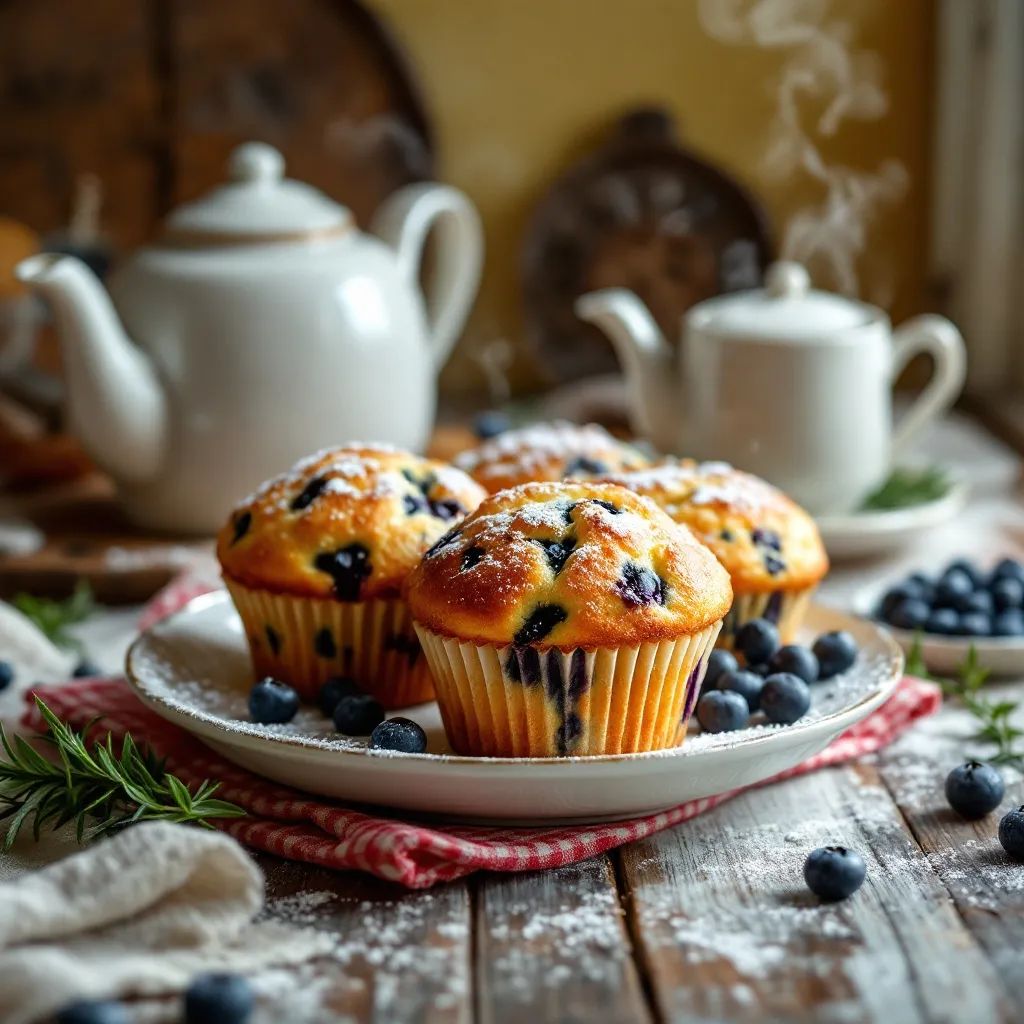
[693,261,872,338]
[163,143,351,242]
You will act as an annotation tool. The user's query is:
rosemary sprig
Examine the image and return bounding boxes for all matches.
[860,467,951,511]
[908,637,1024,771]
[13,581,96,652]
[0,697,245,850]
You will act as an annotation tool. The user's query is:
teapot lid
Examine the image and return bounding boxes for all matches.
[162,143,352,243]
[692,261,873,338]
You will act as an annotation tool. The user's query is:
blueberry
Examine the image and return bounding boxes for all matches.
[696,690,750,733]
[705,649,739,689]
[318,676,362,716]
[248,678,299,724]
[760,673,811,725]
[803,846,867,901]
[945,760,1005,819]
[991,558,1024,585]
[537,537,576,575]
[957,613,991,638]
[290,474,328,511]
[564,455,609,476]
[998,806,1024,859]
[944,558,984,588]
[734,618,780,664]
[333,694,385,735]
[812,631,858,679]
[992,610,1024,637]
[879,584,916,618]
[460,545,485,571]
[56,1001,129,1024]
[887,598,930,631]
[956,589,994,615]
[72,658,102,678]
[184,973,254,1024]
[906,572,936,603]
[474,410,511,439]
[616,562,666,607]
[231,510,252,545]
[715,669,764,712]
[313,543,372,601]
[0,660,13,692]
[925,607,959,636]
[935,569,974,607]
[768,644,819,684]
[991,577,1024,611]
[369,717,428,753]
[514,603,569,645]
[747,661,772,677]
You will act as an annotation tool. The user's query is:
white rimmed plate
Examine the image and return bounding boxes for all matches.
[125,591,903,824]
[853,584,1024,678]
[816,482,968,561]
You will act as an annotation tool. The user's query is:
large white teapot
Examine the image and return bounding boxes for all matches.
[577,262,966,514]
[16,143,482,533]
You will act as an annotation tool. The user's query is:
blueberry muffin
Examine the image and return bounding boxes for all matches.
[601,462,828,645]
[454,420,650,494]
[217,445,487,708]
[405,481,732,756]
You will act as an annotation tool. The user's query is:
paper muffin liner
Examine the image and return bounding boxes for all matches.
[224,579,434,709]
[716,586,817,648]
[414,620,722,757]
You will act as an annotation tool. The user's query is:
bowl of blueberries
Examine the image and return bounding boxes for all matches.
[862,556,1024,675]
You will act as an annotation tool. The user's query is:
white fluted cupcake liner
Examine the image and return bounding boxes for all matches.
[414,620,722,757]
[717,587,816,648]
[224,579,434,708]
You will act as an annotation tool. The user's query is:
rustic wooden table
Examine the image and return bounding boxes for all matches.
[11,414,1024,1023]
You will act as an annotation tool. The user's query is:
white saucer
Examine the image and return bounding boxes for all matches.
[816,482,968,561]
[853,584,1024,678]
[125,592,903,824]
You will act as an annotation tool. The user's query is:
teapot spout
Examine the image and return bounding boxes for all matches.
[16,254,166,483]
[575,288,678,450]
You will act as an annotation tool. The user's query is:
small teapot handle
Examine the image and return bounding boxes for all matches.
[371,183,483,371]
[889,315,967,460]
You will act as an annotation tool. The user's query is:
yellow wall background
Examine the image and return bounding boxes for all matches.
[373,0,935,398]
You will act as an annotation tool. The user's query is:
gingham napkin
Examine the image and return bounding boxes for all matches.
[23,580,941,890]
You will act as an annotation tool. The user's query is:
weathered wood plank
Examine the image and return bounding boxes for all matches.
[475,856,652,1024]
[877,685,1024,989]
[618,763,1011,1024]
[258,855,472,1023]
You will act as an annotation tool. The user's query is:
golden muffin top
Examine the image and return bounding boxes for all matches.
[600,462,828,594]
[405,481,732,649]
[217,445,487,601]
[454,421,650,494]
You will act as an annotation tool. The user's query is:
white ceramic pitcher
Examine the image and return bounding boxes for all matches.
[577,261,967,514]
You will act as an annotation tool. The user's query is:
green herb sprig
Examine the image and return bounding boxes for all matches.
[861,467,951,511]
[13,581,96,653]
[0,697,245,850]
[908,637,1024,771]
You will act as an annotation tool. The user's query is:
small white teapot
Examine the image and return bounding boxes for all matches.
[577,261,967,514]
[16,143,482,533]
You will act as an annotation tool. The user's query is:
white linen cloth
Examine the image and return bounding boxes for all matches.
[0,821,331,1024]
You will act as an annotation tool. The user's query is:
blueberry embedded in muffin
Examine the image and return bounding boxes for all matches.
[454,421,650,494]
[216,444,487,708]
[406,481,732,756]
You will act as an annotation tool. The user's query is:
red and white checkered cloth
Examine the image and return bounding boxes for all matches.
[23,579,941,890]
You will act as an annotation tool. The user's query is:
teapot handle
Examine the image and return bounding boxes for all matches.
[371,183,483,371]
[889,315,967,460]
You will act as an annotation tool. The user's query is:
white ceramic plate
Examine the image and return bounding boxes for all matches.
[125,592,903,824]
[816,482,968,561]
[853,584,1024,678]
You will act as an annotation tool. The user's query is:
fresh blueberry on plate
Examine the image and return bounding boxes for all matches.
[990,557,1024,585]
[992,610,1024,637]
[880,584,917,619]
[888,598,930,631]
[72,659,102,678]
[369,717,428,753]
[935,569,974,607]
[746,661,772,678]
[714,669,764,712]
[998,806,1024,859]
[768,644,819,684]
[957,612,992,638]
[56,1000,129,1024]
[925,608,959,636]
[185,973,254,1024]
[760,673,811,725]
[333,694,386,735]
[318,676,362,716]
[956,589,993,616]
[248,678,299,725]
[945,760,1005,819]
[734,618,780,664]
[813,631,858,679]
[0,660,13,692]
[991,577,1024,611]
[803,846,867,901]
[944,558,984,589]
[905,572,936,604]
[704,649,739,689]
[696,690,750,733]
